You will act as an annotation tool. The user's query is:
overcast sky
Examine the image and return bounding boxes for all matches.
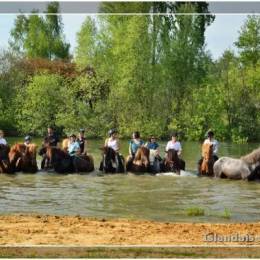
[0,14,248,60]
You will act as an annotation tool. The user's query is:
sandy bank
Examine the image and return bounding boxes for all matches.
[0,214,259,246]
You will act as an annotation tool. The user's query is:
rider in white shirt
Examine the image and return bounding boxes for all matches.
[165,132,182,156]
[203,130,219,160]
[105,129,120,152]
[0,130,7,145]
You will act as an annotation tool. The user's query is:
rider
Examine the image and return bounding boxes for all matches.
[0,130,7,145]
[129,131,144,158]
[165,132,182,156]
[77,128,87,154]
[105,129,120,152]
[203,130,219,161]
[198,130,219,172]
[24,135,32,146]
[40,126,60,169]
[145,136,161,159]
[104,129,124,168]
[68,134,81,156]
[43,126,60,147]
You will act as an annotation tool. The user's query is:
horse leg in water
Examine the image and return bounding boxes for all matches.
[180,159,185,171]
[116,154,125,173]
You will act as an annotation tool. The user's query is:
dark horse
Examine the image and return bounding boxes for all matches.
[126,146,150,173]
[161,149,185,174]
[0,144,13,173]
[9,144,38,173]
[99,146,125,173]
[198,143,215,176]
[41,146,94,174]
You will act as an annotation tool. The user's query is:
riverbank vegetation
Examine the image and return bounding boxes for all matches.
[0,2,259,142]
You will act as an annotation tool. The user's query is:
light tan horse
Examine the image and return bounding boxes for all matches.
[200,142,214,176]
[62,138,70,152]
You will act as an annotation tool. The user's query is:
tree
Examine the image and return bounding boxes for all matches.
[9,2,70,59]
[75,17,97,68]
[235,15,260,68]
[15,74,64,135]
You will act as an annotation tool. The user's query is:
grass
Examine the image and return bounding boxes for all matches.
[186,207,205,216]
[220,208,232,219]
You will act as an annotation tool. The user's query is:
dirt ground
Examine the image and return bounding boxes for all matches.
[0,214,259,246]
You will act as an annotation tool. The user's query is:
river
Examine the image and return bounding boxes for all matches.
[0,137,259,222]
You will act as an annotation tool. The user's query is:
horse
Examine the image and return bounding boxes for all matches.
[45,146,94,173]
[99,146,125,173]
[149,149,161,174]
[9,143,38,173]
[126,146,150,173]
[0,144,13,173]
[161,149,185,175]
[213,147,260,180]
[62,138,70,152]
[198,143,214,176]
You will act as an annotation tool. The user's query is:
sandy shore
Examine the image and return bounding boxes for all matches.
[0,214,259,246]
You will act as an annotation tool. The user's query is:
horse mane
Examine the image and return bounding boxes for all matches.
[62,138,70,151]
[10,143,26,154]
[27,144,37,154]
[241,147,260,165]
[135,146,149,160]
[165,149,179,164]
[201,143,213,160]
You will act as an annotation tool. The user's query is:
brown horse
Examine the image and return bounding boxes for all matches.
[161,149,185,175]
[9,143,38,173]
[0,144,13,173]
[45,146,94,173]
[126,146,150,173]
[199,142,214,176]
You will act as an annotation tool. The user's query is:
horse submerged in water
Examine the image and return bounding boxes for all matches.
[213,147,260,180]
[0,144,13,173]
[40,146,94,174]
[198,143,215,176]
[126,146,150,173]
[160,149,185,175]
[99,146,125,173]
[9,143,38,173]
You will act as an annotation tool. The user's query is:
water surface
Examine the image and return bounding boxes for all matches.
[0,137,259,222]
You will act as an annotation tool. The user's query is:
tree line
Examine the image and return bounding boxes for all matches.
[0,2,259,142]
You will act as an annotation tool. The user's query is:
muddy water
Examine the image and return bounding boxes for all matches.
[0,137,259,222]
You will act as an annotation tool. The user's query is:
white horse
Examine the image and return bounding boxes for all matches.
[213,148,260,180]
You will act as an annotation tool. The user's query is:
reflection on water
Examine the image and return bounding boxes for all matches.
[0,138,259,222]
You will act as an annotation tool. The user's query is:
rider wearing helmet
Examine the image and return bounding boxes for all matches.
[105,128,120,152]
[24,135,32,146]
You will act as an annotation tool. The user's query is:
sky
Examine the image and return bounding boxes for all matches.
[0,14,248,60]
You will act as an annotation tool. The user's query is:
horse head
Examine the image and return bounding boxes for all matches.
[100,146,117,172]
[165,149,180,172]
[134,147,150,168]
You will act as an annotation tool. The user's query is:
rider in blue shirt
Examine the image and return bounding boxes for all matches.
[68,134,80,156]
[145,136,159,150]
[129,131,144,157]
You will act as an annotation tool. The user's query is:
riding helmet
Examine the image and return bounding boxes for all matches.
[24,135,31,141]
[108,129,117,136]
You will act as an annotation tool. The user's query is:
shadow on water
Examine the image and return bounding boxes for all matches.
[0,137,259,222]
